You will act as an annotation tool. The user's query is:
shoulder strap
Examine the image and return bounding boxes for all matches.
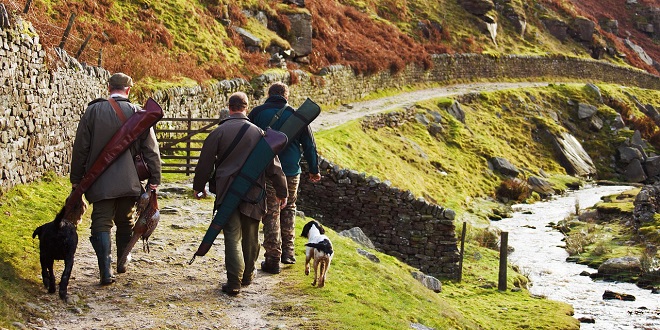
[267,104,289,128]
[108,97,127,123]
[216,123,251,166]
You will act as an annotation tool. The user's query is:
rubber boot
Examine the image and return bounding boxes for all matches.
[116,233,132,274]
[90,232,115,285]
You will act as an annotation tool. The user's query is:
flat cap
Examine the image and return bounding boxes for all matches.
[108,72,134,88]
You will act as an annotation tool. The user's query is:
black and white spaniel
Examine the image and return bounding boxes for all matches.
[300,220,334,288]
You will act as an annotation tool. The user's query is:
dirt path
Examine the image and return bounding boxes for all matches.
[32,81,562,330]
[33,183,300,330]
[311,81,554,132]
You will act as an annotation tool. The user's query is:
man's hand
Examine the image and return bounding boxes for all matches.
[194,190,207,199]
[148,184,158,192]
[277,197,288,210]
[308,173,321,183]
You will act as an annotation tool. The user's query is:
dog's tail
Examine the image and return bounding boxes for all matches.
[32,207,67,239]
[305,239,334,256]
[32,225,43,239]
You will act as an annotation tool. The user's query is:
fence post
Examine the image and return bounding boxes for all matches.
[458,221,466,282]
[187,108,192,176]
[23,0,33,14]
[498,231,508,291]
[97,48,103,66]
[75,33,92,59]
[58,13,76,49]
[0,4,10,29]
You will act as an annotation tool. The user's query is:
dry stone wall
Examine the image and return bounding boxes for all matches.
[298,157,460,279]
[1,19,108,194]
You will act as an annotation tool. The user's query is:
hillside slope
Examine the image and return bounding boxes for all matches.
[4,0,658,88]
[315,83,660,211]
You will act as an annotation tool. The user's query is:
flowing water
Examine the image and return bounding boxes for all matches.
[490,185,660,329]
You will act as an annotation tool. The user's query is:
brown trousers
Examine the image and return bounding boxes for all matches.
[262,175,300,260]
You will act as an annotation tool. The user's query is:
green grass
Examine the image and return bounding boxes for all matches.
[0,172,72,327]
[0,172,579,329]
[443,244,578,330]
[280,218,578,329]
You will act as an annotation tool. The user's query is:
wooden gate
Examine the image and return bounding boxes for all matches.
[155,115,220,175]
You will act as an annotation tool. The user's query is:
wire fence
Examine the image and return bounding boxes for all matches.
[3,0,103,66]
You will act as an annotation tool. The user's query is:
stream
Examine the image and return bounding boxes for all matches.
[489,185,660,329]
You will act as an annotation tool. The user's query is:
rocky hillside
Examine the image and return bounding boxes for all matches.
[2,0,658,88]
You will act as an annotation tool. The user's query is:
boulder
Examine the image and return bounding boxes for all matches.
[624,39,654,66]
[552,132,597,177]
[569,17,595,42]
[286,13,313,56]
[542,18,568,42]
[459,0,495,16]
[599,18,619,35]
[643,156,660,178]
[339,227,375,249]
[495,0,526,36]
[598,256,642,280]
[415,113,430,126]
[624,159,648,183]
[528,176,554,196]
[617,146,643,163]
[611,113,626,129]
[411,271,442,293]
[357,248,380,263]
[631,130,647,149]
[284,0,305,7]
[428,123,443,137]
[577,102,598,119]
[232,27,262,49]
[589,115,603,131]
[602,290,636,301]
[585,83,603,103]
[489,157,520,177]
[446,101,465,123]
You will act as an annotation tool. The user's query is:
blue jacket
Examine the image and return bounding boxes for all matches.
[248,95,319,177]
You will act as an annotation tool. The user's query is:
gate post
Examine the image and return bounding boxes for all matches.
[187,108,192,175]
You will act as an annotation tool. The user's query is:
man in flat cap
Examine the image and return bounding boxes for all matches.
[193,92,288,295]
[70,72,161,285]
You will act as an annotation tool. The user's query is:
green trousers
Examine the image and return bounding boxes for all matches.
[223,209,261,285]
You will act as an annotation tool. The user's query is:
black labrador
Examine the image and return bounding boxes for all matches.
[32,203,84,301]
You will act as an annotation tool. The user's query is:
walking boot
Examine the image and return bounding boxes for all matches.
[281,255,296,264]
[260,257,281,274]
[90,232,115,285]
[116,233,132,274]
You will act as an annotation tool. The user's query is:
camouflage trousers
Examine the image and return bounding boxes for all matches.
[262,175,300,260]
